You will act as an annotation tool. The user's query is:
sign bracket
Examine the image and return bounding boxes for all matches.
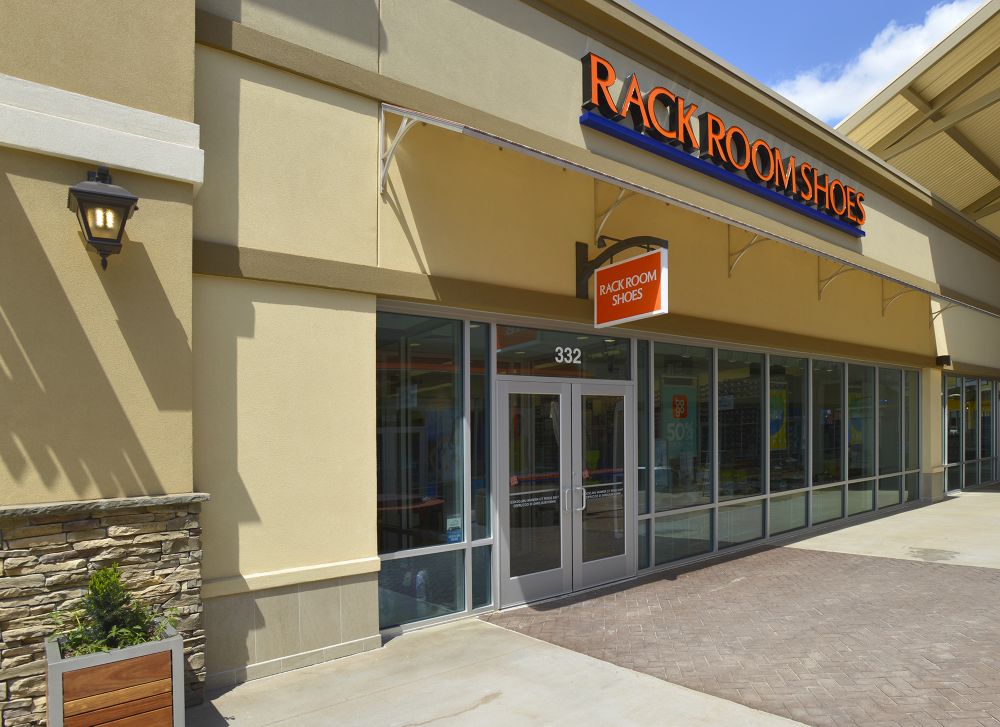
[576,235,669,299]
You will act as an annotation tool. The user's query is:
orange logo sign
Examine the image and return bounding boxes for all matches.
[594,248,668,328]
[672,394,688,419]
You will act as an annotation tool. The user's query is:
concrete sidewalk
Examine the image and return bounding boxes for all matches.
[789,484,1000,569]
[187,618,805,726]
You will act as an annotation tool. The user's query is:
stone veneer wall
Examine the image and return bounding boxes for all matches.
[0,493,209,726]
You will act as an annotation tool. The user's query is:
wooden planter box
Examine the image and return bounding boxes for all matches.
[45,626,184,727]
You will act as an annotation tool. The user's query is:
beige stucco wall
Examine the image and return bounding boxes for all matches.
[193,275,377,592]
[197,0,380,72]
[933,306,1000,371]
[0,147,193,505]
[921,367,946,500]
[191,0,1000,367]
[0,1,195,121]
[194,46,378,265]
[373,0,1000,360]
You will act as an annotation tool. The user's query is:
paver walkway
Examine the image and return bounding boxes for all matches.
[485,487,1000,727]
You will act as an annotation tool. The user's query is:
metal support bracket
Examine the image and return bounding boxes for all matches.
[817,259,856,300]
[576,236,668,299]
[881,279,921,317]
[931,302,957,326]
[595,188,637,242]
[728,229,765,277]
[379,104,464,193]
[379,115,417,193]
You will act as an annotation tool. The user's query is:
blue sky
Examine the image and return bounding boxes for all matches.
[630,0,983,125]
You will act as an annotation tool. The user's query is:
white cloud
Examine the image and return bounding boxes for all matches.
[772,0,984,126]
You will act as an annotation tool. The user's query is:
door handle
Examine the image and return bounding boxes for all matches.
[563,488,571,512]
[574,485,587,512]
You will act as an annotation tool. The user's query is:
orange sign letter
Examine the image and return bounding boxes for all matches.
[581,53,620,118]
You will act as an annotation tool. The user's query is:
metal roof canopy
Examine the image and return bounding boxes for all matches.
[379,102,999,322]
[839,1,1000,228]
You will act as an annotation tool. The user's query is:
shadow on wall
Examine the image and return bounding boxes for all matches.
[193,263,262,680]
[0,164,173,500]
[92,238,192,411]
[194,265,260,585]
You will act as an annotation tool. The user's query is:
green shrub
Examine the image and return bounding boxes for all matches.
[59,564,175,657]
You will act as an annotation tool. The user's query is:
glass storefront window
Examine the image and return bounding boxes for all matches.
[904,370,919,471]
[718,500,764,549]
[508,393,562,578]
[848,365,875,480]
[471,322,490,540]
[718,350,763,501]
[377,313,463,553]
[471,545,492,610]
[965,378,979,462]
[638,519,650,570]
[965,461,979,488]
[813,485,844,524]
[813,361,844,485]
[770,491,807,536]
[637,340,650,515]
[946,376,961,464]
[878,476,901,509]
[653,343,713,511]
[495,326,630,379]
[947,465,962,491]
[770,356,807,492]
[847,480,874,516]
[654,510,712,565]
[981,380,993,461]
[878,368,902,475]
[375,314,927,625]
[379,550,465,629]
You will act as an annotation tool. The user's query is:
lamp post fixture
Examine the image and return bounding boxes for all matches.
[67,167,139,270]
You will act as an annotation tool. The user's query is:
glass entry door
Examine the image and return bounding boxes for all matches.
[498,381,633,608]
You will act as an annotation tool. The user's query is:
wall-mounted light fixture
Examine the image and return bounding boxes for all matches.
[67,167,138,270]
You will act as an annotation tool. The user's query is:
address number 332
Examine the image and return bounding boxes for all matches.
[554,346,583,364]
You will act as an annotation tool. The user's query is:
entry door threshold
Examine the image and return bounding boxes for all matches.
[499,573,637,613]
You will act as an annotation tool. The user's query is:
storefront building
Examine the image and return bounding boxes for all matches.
[2,1,1000,721]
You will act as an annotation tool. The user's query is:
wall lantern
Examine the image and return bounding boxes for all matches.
[67,167,139,269]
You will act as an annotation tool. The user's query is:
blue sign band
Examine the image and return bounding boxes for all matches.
[579,111,865,238]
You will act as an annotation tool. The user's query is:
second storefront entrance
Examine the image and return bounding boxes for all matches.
[498,380,635,607]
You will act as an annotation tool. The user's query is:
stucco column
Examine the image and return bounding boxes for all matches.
[921,367,945,501]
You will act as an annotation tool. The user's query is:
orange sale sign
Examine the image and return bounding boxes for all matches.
[593,247,668,328]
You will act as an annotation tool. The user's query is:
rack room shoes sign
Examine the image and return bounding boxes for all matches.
[580,53,866,237]
[594,248,669,328]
